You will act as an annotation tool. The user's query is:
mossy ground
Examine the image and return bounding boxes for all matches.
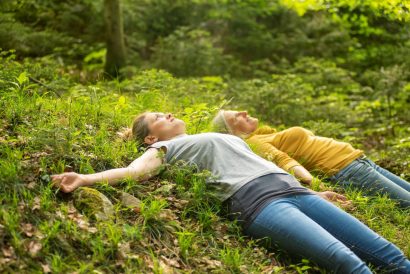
[0,53,409,273]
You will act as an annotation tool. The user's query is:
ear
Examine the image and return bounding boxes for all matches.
[144,135,158,145]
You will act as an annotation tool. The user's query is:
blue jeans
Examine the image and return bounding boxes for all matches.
[245,194,410,273]
[330,158,410,207]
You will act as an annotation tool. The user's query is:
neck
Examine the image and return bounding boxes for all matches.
[171,133,188,139]
[233,130,251,139]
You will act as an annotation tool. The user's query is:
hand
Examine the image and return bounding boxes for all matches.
[51,172,87,193]
[316,191,352,208]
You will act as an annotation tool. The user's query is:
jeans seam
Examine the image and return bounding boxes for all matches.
[329,232,404,272]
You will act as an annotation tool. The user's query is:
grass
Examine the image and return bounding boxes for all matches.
[0,54,409,273]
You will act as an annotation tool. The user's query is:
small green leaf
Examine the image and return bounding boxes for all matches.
[16,72,29,85]
[118,96,126,105]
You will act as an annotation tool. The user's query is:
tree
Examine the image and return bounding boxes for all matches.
[104,0,126,77]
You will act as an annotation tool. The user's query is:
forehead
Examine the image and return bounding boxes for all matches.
[145,112,164,124]
[224,111,238,122]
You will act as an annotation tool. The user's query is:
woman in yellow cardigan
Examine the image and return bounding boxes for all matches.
[212,110,410,207]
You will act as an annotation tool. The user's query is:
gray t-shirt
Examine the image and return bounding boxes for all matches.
[150,133,287,201]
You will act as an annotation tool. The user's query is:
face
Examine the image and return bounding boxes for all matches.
[144,112,186,144]
[224,110,258,136]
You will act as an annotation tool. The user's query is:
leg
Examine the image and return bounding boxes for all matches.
[297,194,410,273]
[333,159,410,207]
[245,196,371,274]
[364,159,410,192]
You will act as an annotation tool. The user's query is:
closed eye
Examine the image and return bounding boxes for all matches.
[156,113,165,120]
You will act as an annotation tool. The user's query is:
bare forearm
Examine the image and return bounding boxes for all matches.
[290,165,313,185]
[83,162,161,186]
[52,148,163,193]
[82,167,136,186]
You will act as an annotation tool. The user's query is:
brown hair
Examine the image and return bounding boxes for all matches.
[118,112,150,145]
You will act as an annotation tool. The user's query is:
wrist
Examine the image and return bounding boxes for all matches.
[80,174,92,186]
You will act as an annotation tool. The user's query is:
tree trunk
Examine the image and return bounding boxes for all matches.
[104,0,126,77]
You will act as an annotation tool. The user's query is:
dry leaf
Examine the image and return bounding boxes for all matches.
[117,242,131,260]
[27,241,42,257]
[2,246,15,258]
[32,197,41,211]
[159,260,175,274]
[34,231,45,240]
[0,258,12,265]
[55,210,65,220]
[21,223,34,237]
[202,257,222,269]
[159,209,177,221]
[160,255,181,268]
[18,201,26,211]
[27,181,37,189]
[41,263,51,273]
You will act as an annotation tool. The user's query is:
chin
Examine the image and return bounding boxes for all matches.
[251,119,259,127]
[176,121,186,133]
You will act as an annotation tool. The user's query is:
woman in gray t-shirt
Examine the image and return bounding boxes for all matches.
[52,112,410,274]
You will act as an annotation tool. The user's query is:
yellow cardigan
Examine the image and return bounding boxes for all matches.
[246,126,363,176]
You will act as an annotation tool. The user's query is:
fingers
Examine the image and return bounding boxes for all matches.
[326,191,347,201]
[340,200,353,210]
[51,174,72,192]
[51,174,63,187]
[333,192,347,201]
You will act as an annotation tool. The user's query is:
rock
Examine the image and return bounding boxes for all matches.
[73,187,114,221]
[154,182,175,195]
[119,191,141,210]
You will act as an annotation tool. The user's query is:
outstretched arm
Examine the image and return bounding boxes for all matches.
[51,148,163,193]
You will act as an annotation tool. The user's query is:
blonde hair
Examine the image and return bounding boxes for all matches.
[118,113,150,145]
[212,110,232,134]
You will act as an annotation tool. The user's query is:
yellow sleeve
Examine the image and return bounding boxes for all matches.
[249,140,301,172]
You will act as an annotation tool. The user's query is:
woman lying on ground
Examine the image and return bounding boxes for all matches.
[52,112,410,273]
[212,110,410,208]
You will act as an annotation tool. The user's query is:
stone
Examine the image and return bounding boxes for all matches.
[119,191,141,210]
[73,187,114,221]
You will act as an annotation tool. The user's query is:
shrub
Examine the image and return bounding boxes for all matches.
[151,27,237,77]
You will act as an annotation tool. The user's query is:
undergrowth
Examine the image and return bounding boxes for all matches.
[0,52,409,273]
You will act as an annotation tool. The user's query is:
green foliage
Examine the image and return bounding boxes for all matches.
[151,27,236,77]
[227,73,352,126]
[1,2,410,272]
[2,0,410,79]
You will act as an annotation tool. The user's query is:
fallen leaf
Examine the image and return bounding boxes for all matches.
[0,258,12,265]
[159,209,177,221]
[117,242,131,260]
[32,197,41,211]
[159,260,175,274]
[34,230,45,240]
[41,264,51,273]
[27,241,42,257]
[18,202,26,212]
[160,255,181,268]
[2,246,15,257]
[27,181,37,189]
[202,257,222,269]
[21,223,35,237]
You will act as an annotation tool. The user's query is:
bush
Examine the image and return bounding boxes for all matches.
[150,27,237,77]
[226,74,352,126]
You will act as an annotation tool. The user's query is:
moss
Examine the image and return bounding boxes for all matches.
[73,187,114,221]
